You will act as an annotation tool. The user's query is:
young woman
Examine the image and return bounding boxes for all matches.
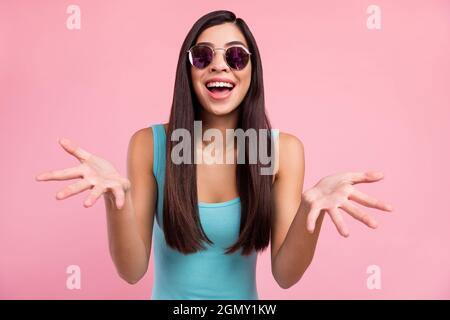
[35,10,393,299]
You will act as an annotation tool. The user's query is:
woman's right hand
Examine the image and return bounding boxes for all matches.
[35,138,131,210]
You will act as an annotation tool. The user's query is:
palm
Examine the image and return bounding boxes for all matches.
[82,154,123,185]
[36,138,129,209]
[304,171,393,237]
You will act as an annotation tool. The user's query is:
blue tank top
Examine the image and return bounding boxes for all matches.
[149,124,278,300]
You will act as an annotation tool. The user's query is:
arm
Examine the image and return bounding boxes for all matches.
[270,133,393,289]
[270,133,321,289]
[35,128,158,285]
[271,193,326,289]
[105,128,157,284]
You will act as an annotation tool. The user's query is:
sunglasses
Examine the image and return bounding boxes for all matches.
[187,44,251,71]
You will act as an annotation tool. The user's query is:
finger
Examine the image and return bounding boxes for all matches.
[110,187,125,210]
[58,138,92,163]
[306,205,323,234]
[36,166,83,181]
[56,179,92,200]
[346,171,385,185]
[83,185,104,208]
[348,189,393,211]
[328,207,350,237]
[339,202,378,229]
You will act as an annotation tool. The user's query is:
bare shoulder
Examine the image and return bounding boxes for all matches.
[127,123,169,175]
[279,131,304,152]
[127,127,154,175]
[275,131,305,179]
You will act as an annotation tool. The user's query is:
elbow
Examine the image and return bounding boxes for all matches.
[272,261,311,290]
[273,273,300,290]
[117,268,147,284]
[272,268,299,290]
[271,262,293,289]
[111,253,149,285]
[276,279,293,290]
[119,272,144,285]
[124,276,140,285]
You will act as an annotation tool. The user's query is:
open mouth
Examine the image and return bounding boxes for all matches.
[204,80,235,100]
[205,81,235,93]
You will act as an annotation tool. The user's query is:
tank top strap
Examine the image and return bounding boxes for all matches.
[270,128,279,140]
[150,124,166,184]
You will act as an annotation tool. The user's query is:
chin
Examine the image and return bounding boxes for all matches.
[203,102,239,116]
[194,83,245,116]
[199,89,241,115]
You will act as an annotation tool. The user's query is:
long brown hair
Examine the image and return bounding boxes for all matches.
[163,10,274,256]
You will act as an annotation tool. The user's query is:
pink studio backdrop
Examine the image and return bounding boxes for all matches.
[1,0,449,299]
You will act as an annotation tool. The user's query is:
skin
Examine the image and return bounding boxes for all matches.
[35,22,393,288]
[191,23,251,119]
[192,23,252,202]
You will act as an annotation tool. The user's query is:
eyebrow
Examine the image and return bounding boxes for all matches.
[196,41,248,48]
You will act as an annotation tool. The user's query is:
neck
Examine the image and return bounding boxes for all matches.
[199,108,240,133]
[198,108,240,147]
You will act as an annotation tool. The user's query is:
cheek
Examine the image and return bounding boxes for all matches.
[193,81,202,96]
[239,70,252,97]
[191,70,204,96]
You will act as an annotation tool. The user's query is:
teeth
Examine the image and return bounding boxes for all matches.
[206,81,234,88]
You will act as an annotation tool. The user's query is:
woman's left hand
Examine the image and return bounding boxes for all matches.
[302,171,394,237]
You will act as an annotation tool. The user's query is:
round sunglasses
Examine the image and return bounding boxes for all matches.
[186,44,251,71]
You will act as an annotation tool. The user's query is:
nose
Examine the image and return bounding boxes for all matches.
[209,49,229,73]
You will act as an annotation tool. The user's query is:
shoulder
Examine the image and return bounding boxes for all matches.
[127,124,161,175]
[275,131,305,179]
[129,123,168,148]
[129,127,153,151]
[278,131,304,150]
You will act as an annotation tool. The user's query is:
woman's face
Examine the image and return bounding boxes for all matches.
[190,22,252,116]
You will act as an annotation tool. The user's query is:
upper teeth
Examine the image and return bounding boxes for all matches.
[206,81,234,88]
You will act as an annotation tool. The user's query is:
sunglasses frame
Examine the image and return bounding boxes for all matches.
[186,44,252,70]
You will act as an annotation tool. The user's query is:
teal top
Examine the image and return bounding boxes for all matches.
[149,124,278,300]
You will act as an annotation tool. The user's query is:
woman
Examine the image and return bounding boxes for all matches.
[35,10,393,299]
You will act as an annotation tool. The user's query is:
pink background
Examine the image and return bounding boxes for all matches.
[1,0,449,299]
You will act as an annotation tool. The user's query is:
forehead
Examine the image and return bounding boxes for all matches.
[196,22,248,48]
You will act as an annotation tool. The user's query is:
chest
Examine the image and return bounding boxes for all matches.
[196,162,238,203]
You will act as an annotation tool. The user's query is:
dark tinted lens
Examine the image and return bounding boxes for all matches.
[225,47,250,70]
[190,46,213,69]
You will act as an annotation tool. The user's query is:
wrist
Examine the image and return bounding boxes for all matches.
[302,187,319,203]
